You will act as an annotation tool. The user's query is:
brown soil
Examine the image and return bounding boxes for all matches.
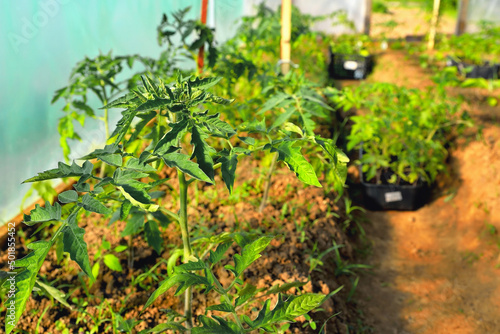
[351,47,500,333]
[0,155,365,333]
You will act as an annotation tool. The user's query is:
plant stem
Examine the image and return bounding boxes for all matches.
[178,171,193,331]
[259,152,279,213]
[99,91,109,179]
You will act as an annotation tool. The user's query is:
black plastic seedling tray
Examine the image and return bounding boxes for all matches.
[328,51,374,80]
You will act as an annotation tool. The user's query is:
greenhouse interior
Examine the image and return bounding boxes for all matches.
[1,0,500,333]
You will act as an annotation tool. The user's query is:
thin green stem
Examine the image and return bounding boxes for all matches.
[259,152,279,213]
[208,270,245,332]
[178,171,193,332]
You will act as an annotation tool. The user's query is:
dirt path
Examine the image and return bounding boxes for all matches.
[353,50,500,333]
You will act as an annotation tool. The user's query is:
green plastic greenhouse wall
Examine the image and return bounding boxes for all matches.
[0,0,242,224]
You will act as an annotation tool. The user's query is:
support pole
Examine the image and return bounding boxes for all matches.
[197,0,209,74]
[280,0,292,74]
[427,0,441,50]
[364,0,372,35]
[455,0,469,35]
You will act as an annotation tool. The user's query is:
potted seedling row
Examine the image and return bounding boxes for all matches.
[328,34,375,80]
[331,83,473,211]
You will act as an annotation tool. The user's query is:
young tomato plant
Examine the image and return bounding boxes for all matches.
[6,74,342,333]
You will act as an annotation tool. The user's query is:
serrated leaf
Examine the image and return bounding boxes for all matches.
[270,107,296,130]
[191,125,215,181]
[272,142,321,187]
[192,316,240,334]
[110,109,139,144]
[144,220,163,254]
[99,154,122,167]
[233,236,273,277]
[121,213,144,237]
[188,77,221,90]
[117,186,159,212]
[135,98,172,113]
[219,151,238,193]
[79,144,121,160]
[143,273,209,310]
[124,157,157,172]
[58,190,78,204]
[4,241,53,334]
[208,242,232,265]
[238,136,255,146]
[175,260,207,273]
[161,153,212,183]
[282,122,303,135]
[235,284,257,307]
[103,254,123,272]
[23,201,62,225]
[258,92,290,115]
[203,113,236,138]
[62,210,94,281]
[23,161,93,183]
[79,194,111,215]
[120,200,132,220]
[239,118,267,133]
[266,281,307,295]
[148,322,187,333]
[206,302,234,313]
[206,94,234,105]
[36,280,72,309]
[248,294,324,329]
[154,118,189,155]
[103,92,139,109]
[72,100,95,117]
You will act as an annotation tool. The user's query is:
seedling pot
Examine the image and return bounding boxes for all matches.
[328,51,374,80]
[446,56,500,80]
[360,175,431,211]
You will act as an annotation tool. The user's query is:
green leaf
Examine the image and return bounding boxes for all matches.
[58,190,78,204]
[192,316,240,334]
[99,154,123,167]
[124,157,157,172]
[118,186,159,212]
[208,242,232,266]
[135,98,172,113]
[148,323,187,333]
[153,118,189,155]
[235,284,257,307]
[266,281,307,295]
[110,109,139,144]
[248,294,324,329]
[205,94,234,105]
[103,254,123,272]
[143,273,209,310]
[23,201,62,225]
[161,153,212,183]
[62,210,94,281]
[35,280,71,309]
[78,194,111,215]
[272,142,321,187]
[121,213,144,237]
[270,107,296,130]
[232,236,273,277]
[191,125,215,181]
[202,113,236,139]
[103,92,139,109]
[4,241,53,334]
[175,260,207,272]
[206,303,235,313]
[218,152,238,194]
[72,100,95,117]
[144,220,163,254]
[120,200,132,220]
[258,92,290,114]
[51,86,68,104]
[23,161,93,183]
[188,76,221,90]
[79,144,121,160]
[239,118,267,133]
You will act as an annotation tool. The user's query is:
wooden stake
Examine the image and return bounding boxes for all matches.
[364,0,373,35]
[455,0,469,35]
[280,0,292,74]
[428,0,441,50]
[197,0,209,74]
